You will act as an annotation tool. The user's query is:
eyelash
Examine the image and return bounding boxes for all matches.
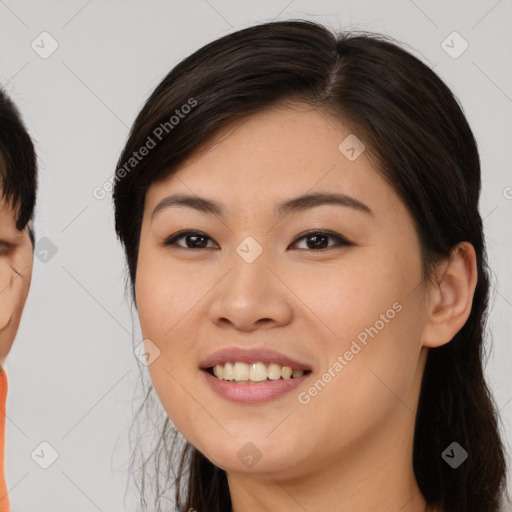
[163,229,353,251]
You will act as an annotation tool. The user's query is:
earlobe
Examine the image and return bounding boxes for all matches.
[422,242,478,348]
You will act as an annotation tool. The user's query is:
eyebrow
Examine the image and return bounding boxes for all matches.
[151,192,373,220]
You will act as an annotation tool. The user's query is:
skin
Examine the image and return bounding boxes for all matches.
[135,103,477,512]
[0,199,33,368]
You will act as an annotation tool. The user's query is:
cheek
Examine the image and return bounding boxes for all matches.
[298,247,424,398]
[290,250,406,342]
[135,260,203,435]
[135,246,184,336]
[135,251,205,395]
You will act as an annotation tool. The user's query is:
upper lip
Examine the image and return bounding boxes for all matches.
[199,347,313,371]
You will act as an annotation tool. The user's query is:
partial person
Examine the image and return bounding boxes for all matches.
[0,88,37,512]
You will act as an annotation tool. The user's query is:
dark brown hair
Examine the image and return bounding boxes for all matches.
[113,19,509,512]
[0,88,37,241]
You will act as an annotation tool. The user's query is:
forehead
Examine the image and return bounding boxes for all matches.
[145,104,400,219]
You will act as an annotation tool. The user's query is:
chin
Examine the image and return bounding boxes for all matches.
[196,436,303,475]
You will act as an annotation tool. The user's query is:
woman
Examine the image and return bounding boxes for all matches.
[113,20,509,512]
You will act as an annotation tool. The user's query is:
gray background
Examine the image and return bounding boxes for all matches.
[1,1,511,510]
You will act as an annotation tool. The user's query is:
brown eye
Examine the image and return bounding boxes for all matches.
[290,230,353,250]
[163,229,353,252]
[164,231,217,249]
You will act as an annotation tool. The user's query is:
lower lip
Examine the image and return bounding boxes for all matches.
[201,369,311,404]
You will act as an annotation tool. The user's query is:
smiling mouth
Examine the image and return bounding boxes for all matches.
[204,362,312,383]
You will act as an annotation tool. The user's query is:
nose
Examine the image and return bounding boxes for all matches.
[206,253,293,333]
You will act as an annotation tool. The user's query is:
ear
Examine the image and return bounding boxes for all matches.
[0,240,33,365]
[422,242,478,348]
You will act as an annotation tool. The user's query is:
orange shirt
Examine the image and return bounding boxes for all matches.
[0,368,9,511]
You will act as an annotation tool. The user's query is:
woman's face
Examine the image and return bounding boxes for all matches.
[135,103,430,478]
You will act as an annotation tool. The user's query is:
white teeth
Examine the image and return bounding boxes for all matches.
[233,362,250,381]
[213,364,223,379]
[210,362,306,382]
[223,362,234,380]
[281,366,292,379]
[267,363,282,380]
[249,362,267,382]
